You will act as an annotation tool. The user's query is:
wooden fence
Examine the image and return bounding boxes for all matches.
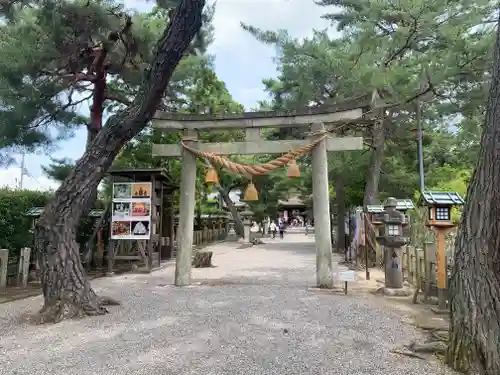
[0,248,31,288]
[1,227,228,290]
[402,241,454,298]
[193,228,227,247]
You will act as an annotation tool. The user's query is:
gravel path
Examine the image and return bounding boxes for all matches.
[0,234,456,375]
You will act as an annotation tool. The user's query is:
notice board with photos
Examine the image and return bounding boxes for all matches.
[111,182,152,240]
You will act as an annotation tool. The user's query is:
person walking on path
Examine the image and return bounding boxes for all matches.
[279,221,285,239]
[269,221,277,239]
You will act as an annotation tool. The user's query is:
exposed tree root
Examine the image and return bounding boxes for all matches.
[430,330,449,342]
[98,295,121,306]
[30,295,120,324]
[391,349,427,360]
[407,340,448,355]
[396,328,449,362]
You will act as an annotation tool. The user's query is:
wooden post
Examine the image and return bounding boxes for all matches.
[107,174,116,276]
[436,229,447,309]
[415,248,421,292]
[168,191,175,257]
[175,130,198,286]
[0,249,8,288]
[423,242,431,303]
[364,245,370,280]
[147,175,157,271]
[17,247,31,287]
[310,122,334,288]
[405,246,411,284]
[409,247,414,285]
[159,182,165,260]
[96,228,104,269]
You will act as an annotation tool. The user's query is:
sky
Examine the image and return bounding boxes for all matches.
[0,0,332,191]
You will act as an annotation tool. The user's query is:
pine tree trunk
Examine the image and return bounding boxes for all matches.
[445,13,500,374]
[85,55,107,216]
[216,184,244,236]
[32,0,205,324]
[335,172,346,253]
[363,117,385,208]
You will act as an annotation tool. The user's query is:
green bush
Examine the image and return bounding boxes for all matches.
[0,188,105,255]
[0,188,51,251]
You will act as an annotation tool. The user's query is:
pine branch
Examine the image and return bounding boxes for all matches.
[40,70,97,83]
[120,0,205,128]
[104,91,131,105]
[28,91,92,130]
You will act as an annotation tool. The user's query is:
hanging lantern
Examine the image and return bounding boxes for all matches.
[205,167,219,184]
[287,159,300,178]
[244,182,259,201]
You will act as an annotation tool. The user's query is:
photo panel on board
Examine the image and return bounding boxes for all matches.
[131,220,150,236]
[113,183,132,199]
[131,201,151,217]
[131,183,151,199]
[113,202,131,217]
[111,220,131,237]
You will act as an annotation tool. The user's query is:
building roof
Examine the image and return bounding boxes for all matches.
[366,199,415,213]
[420,191,465,206]
[25,207,105,218]
[107,168,176,188]
[278,197,304,207]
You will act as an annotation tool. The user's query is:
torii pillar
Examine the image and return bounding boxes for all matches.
[311,122,334,288]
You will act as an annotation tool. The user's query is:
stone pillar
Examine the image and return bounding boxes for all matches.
[310,122,334,288]
[0,249,8,288]
[175,130,198,286]
[17,247,31,287]
[244,221,251,242]
[385,247,403,288]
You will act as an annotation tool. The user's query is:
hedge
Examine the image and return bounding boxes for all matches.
[0,188,102,255]
[0,188,51,251]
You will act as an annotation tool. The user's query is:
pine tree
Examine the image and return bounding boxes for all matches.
[4,0,207,324]
[445,11,500,375]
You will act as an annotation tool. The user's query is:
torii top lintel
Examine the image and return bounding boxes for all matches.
[152,95,374,131]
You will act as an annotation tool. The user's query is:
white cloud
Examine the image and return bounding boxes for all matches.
[211,0,332,50]
[0,167,59,191]
[208,0,338,108]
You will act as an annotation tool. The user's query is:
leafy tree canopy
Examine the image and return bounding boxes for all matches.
[0,0,214,165]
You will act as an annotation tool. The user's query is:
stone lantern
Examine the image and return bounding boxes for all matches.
[377,197,410,289]
[240,204,254,245]
[226,217,239,242]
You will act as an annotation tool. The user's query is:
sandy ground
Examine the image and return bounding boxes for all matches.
[0,234,454,375]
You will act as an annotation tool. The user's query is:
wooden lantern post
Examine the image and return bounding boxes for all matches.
[420,191,465,310]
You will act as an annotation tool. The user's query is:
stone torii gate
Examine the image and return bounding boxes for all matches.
[151,100,369,288]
